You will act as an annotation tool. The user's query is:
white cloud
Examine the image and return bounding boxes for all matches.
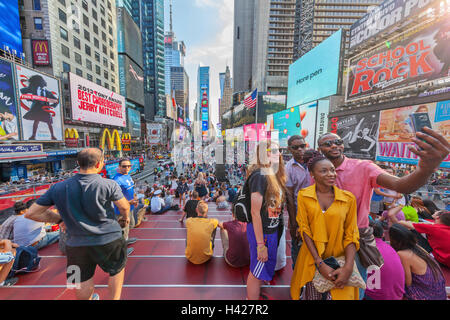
[185,0,234,128]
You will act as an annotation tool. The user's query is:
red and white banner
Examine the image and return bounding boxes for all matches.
[69,73,126,127]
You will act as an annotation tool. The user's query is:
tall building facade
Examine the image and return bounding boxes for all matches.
[293,0,383,61]
[171,66,189,123]
[165,36,186,95]
[132,0,165,119]
[233,0,295,94]
[219,66,232,123]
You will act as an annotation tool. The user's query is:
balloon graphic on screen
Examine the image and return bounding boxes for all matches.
[300,111,307,122]
[301,129,309,138]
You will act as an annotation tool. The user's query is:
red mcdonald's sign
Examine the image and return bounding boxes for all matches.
[32,40,50,66]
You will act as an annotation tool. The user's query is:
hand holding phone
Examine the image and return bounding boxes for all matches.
[409,112,432,150]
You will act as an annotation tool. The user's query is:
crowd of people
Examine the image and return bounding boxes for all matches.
[0,124,449,301]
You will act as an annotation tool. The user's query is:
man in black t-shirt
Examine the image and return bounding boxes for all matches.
[179,191,200,222]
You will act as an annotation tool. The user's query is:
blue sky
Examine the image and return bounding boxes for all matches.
[164,0,234,129]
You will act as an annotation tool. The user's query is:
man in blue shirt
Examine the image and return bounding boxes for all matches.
[113,159,138,253]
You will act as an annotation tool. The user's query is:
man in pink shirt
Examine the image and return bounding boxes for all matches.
[318,127,450,297]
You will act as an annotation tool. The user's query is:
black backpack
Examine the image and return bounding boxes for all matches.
[7,246,41,279]
[232,171,257,223]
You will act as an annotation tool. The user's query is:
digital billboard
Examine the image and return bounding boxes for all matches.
[118,55,145,105]
[69,72,126,127]
[16,65,63,141]
[287,29,342,108]
[0,1,23,58]
[257,94,286,124]
[376,100,450,167]
[127,107,141,137]
[272,106,302,148]
[330,111,380,160]
[297,100,330,149]
[347,17,450,101]
[232,103,255,128]
[0,58,19,141]
[117,7,143,67]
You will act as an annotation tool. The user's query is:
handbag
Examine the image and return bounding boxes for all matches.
[312,256,366,293]
[358,227,384,268]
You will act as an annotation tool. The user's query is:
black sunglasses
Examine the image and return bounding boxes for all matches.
[290,144,307,150]
[320,139,344,147]
[121,165,132,168]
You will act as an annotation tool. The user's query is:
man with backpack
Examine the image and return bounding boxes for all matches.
[25,148,131,300]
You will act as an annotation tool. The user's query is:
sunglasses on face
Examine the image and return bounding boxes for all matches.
[121,165,132,168]
[290,144,306,150]
[320,139,344,148]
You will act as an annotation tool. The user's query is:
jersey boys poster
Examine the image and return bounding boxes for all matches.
[15,65,63,141]
[347,17,450,101]
[70,73,126,127]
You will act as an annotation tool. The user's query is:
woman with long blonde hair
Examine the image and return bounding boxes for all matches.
[246,140,287,300]
[194,172,208,200]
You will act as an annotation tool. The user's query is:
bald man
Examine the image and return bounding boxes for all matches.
[26,148,130,300]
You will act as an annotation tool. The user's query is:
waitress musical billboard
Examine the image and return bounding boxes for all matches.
[15,65,63,141]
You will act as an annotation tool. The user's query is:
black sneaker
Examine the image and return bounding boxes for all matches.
[126,238,137,245]
[1,277,18,287]
[127,247,134,256]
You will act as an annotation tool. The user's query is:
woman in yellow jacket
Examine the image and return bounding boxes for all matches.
[290,152,360,300]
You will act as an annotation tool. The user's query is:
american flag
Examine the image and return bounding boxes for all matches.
[244,89,258,109]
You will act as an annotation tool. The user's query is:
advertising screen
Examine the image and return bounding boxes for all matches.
[376,100,450,167]
[32,40,51,66]
[347,17,450,101]
[331,111,380,160]
[272,106,302,148]
[127,107,141,137]
[232,103,255,128]
[0,58,19,141]
[257,94,286,124]
[119,55,144,106]
[297,100,330,149]
[147,123,162,145]
[117,7,143,67]
[243,123,268,142]
[69,72,126,127]
[0,1,23,58]
[287,29,342,108]
[15,65,63,141]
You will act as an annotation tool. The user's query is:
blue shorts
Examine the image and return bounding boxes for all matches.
[247,223,278,281]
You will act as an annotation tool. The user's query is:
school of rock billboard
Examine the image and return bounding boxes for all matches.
[330,111,380,160]
[16,64,63,141]
[376,100,450,167]
[0,58,19,141]
[346,17,450,101]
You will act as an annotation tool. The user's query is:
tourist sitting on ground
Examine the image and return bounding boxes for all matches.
[397,211,450,268]
[217,209,250,268]
[216,191,230,210]
[179,191,200,222]
[0,239,19,287]
[410,197,434,220]
[389,223,447,300]
[147,189,177,215]
[0,201,28,241]
[364,220,405,300]
[401,200,420,223]
[227,184,237,203]
[378,205,406,231]
[185,201,219,265]
[13,200,60,250]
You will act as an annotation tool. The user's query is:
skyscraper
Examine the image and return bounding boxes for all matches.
[132,0,165,119]
[293,0,383,61]
[219,66,232,124]
[233,0,295,94]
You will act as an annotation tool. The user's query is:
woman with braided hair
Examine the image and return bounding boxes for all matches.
[290,151,360,300]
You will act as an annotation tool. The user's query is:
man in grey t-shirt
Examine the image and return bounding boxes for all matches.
[26,148,130,300]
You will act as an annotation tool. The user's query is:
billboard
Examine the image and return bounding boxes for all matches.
[243,123,268,142]
[32,40,51,66]
[16,65,63,141]
[331,111,380,160]
[296,100,330,149]
[117,7,143,67]
[257,94,286,124]
[0,59,19,141]
[147,123,162,145]
[127,107,141,137]
[287,29,342,108]
[232,103,256,128]
[376,100,450,167]
[347,18,450,101]
[118,55,144,105]
[0,0,23,58]
[272,106,303,148]
[69,72,126,127]
[349,0,446,49]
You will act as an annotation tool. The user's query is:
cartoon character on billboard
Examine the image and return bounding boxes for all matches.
[433,20,450,76]
[20,75,59,140]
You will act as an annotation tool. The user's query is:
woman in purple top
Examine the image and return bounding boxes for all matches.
[389,224,447,300]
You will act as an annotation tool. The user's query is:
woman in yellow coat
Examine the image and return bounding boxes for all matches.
[290,152,360,300]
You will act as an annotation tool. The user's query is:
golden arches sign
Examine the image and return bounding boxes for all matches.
[100,129,122,151]
[64,128,79,139]
[121,133,131,152]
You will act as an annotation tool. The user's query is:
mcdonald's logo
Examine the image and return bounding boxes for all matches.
[64,128,79,147]
[32,40,50,66]
[34,41,48,53]
[121,133,131,151]
[100,129,122,151]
